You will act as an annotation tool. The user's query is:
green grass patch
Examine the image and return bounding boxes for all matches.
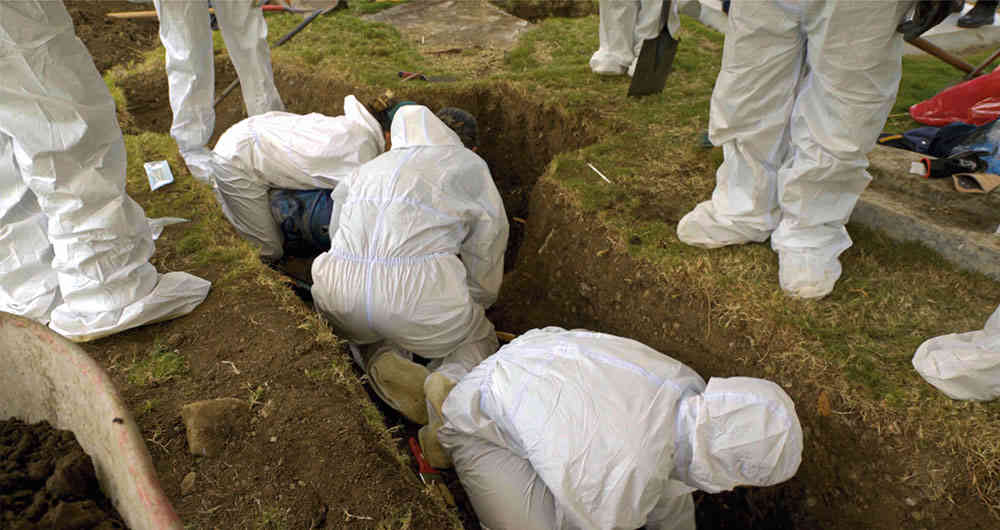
[127,346,188,386]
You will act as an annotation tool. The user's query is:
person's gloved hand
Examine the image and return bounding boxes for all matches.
[898,0,963,41]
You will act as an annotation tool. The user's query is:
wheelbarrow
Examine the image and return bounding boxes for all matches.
[0,313,182,530]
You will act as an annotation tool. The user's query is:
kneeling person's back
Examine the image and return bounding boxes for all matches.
[312,105,508,356]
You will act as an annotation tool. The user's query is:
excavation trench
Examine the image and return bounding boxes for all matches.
[120,66,862,528]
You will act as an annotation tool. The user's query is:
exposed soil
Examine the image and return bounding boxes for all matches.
[1,419,125,530]
[490,0,598,22]
[58,2,998,529]
[66,1,161,74]
[489,168,997,529]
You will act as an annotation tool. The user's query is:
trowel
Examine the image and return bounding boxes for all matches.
[628,0,679,98]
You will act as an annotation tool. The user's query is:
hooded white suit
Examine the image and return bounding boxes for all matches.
[678,0,914,299]
[153,0,284,179]
[439,328,803,530]
[210,96,384,258]
[0,1,210,342]
[311,105,509,383]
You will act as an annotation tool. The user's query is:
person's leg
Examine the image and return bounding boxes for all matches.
[0,1,210,341]
[152,0,216,179]
[628,0,665,76]
[423,316,498,384]
[0,134,60,323]
[213,1,284,116]
[444,439,559,530]
[211,121,284,259]
[958,0,999,28]
[771,0,909,299]
[591,0,641,75]
[676,0,804,248]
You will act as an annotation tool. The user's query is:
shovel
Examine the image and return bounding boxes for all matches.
[628,0,679,98]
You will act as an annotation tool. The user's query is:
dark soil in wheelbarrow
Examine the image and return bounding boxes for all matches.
[1,418,125,530]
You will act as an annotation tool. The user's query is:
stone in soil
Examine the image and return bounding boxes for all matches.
[181,397,249,457]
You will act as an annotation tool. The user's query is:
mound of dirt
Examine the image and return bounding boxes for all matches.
[1,418,125,530]
[491,0,597,21]
[66,0,161,74]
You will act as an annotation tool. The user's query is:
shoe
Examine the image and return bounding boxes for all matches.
[419,373,457,469]
[958,2,997,28]
[677,201,772,249]
[424,373,457,426]
[777,250,842,300]
[590,52,629,76]
[368,349,430,424]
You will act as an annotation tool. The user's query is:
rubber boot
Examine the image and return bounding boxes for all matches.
[418,372,457,469]
[368,347,430,425]
[958,1,998,28]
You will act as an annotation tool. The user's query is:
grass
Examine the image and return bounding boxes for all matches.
[127,345,188,386]
[108,4,1000,522]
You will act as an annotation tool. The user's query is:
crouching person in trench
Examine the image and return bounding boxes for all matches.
[310,105,509,428]
[421,327,803,530]
[205,93,407,263]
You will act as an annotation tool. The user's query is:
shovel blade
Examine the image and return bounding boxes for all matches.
[628,29,679,98]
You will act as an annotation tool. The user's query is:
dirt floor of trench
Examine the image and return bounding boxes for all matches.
[57,2,996,529]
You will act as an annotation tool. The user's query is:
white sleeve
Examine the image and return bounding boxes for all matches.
[458,164,508,309]
[326,170,353,240]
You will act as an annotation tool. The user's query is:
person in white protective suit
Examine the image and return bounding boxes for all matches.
[153,0,284,180]
[311,105,508,426]
[676,1,954,299]
[424,328,803,530]
[913,304,1000,401]
[0,1,211,342]
[208,95,394,260]
[590,0,679,76]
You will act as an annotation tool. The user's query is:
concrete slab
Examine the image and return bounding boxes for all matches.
[685,0,1000,56]
[362,0,532,51]
[857,145,1000,280]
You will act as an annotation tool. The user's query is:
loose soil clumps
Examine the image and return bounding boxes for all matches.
[1,418,125,530]
[66,0,161,74]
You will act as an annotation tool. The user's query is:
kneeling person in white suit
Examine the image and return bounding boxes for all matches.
[426,328,803,530]
[311,106,508,425]
[208,95,407,260]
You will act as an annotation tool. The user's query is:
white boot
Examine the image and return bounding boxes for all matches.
[677,200,773,249]
[777,249,841,300]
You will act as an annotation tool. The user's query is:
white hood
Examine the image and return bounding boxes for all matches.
[390,105,464,149]
[674,377,803,493]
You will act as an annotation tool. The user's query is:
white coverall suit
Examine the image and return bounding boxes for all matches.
[438,328,803,530]
[153,0,284,180]
[678,0,914,299]
[590,0,679,76]
[210,95,384,259]
[913,304,1000,401]
[311,106,509,385]
[0,1,210,342]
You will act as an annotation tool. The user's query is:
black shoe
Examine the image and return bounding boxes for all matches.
[958,2,998,28]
